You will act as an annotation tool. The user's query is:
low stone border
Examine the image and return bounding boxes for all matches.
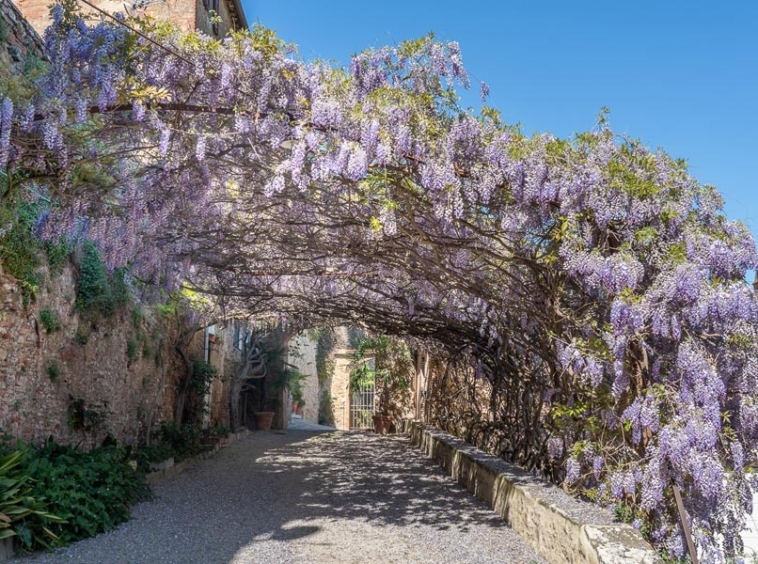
[0,538,13,562]
[145,429,249,485]
[408,422,662,564]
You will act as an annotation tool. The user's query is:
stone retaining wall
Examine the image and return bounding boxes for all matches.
[409,422,662,564]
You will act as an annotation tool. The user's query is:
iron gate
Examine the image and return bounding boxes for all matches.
[349,384,375,430]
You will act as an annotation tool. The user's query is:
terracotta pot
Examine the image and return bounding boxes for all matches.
[372,414,392,435]
[253,411,275,431]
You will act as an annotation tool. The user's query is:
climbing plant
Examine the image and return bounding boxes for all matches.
[0,7,756,559]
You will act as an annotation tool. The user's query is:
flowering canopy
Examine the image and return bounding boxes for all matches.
[2,7,758,559]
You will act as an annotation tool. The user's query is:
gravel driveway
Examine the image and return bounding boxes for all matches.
[11,430,546,564]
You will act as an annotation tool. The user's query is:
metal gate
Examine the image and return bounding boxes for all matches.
[349,384,375,430]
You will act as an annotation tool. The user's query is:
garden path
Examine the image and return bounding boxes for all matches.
[11,430,546,564]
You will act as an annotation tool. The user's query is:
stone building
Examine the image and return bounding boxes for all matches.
[14,0,246,38]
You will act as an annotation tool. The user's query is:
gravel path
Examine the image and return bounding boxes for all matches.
[11,430,547,564]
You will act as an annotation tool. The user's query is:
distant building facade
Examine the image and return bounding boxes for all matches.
[14,0,247,38]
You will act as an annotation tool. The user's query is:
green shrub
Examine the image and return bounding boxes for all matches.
[157,422,207,460]
[46,361,61,382]
[76,242,108,314]
[24,440,150,546]
[0,199,42,306]
[67,397,105,434]
[109,267,130,312]
[45,239,70,276]
[207,424,231,439]
[0,450,65,551]
[190,359,217,396]
[73,327,89,346]
[0,12,9,43]
[126,336,138,364]
[75,243,130,319]
[39,308,62,334]
[134,443,173,470]
[131,306,143,329]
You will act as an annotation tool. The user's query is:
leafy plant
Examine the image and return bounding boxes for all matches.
[46,360,61,382]
[315,328,336,386]
[24,439,149,546]
[45,239,70,276]
[208,423,231,438]
[0,450,65,551]
[134,443,173,469]
[125,336,138,364]
[131,306,143,329]
[75,242,130,319]
[156,421,207,460]
[350,335,412,416]
[190,359,217,396]
[73,327,89,346]
[0,198,43,307]
[318,391,335,427]
[39,308,62,334]
[67,397,105,434]
[287,368,307,405]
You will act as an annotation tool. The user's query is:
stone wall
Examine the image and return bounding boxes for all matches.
[330,348,353,430]
[287,332,319,423]
[409,423,663,564]
[0,0,43,74]
[0,262,168,444]
[0,259,234,445]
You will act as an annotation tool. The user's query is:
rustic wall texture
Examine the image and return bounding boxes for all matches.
[287,332,319,423]
[0,259,235,445]
[13,0,244,40]
[0,0,43,73]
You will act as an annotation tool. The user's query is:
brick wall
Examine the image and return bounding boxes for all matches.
[13,0,243,39]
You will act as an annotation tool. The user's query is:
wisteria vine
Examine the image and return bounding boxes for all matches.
[1,6,757,559]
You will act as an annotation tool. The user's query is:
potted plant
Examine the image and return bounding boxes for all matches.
[253,409,275,431]
[289,369,306,415]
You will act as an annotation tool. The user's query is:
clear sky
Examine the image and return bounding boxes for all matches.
[244,1,758,236]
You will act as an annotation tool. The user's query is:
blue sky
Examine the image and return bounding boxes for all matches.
[245,1,758,235]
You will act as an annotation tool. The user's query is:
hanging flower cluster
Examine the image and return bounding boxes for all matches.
[1,9,757,559]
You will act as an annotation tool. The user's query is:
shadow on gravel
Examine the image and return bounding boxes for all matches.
[221,430,512,562]
[11,430,533,564]
[258,431,504,533]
